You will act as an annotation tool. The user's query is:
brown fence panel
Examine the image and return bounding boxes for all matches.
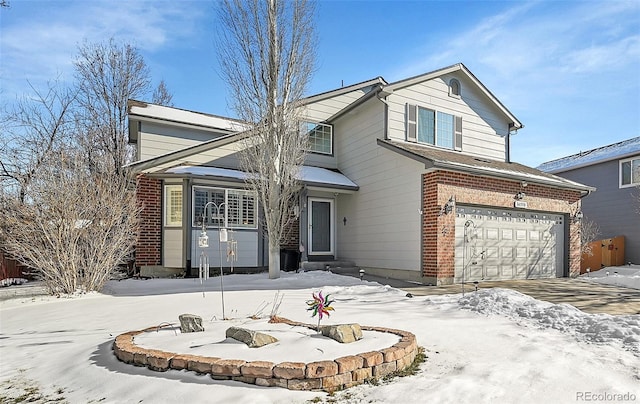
[0,251,32,281]
[581,235,625,274]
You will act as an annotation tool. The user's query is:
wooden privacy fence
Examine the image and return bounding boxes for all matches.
[0,250,32,281]
[581,235,625,274]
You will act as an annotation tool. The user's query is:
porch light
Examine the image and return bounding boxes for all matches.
[573,211,583,222]
[439,196,455,216]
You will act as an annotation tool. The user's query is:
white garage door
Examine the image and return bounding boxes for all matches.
[454,206,565,283]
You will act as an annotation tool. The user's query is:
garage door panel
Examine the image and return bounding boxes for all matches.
[455,206,565,283]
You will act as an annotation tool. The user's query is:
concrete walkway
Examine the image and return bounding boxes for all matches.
[343,271,640,316]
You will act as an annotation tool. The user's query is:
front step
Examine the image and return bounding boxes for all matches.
[301,260,357,271]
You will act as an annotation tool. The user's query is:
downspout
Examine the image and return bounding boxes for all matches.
[506,123,518,163]
[376,87,392,140]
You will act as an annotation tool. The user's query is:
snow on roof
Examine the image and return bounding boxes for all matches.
[537,137,640,173]
[128,101,248,132]
[165,165,358,190]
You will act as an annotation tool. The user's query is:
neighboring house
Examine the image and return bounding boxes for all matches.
[538,137,640,265]
[127,63,592,285]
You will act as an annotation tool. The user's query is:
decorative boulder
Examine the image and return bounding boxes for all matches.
[320,324,363,343]
[179,314,204,333]
[226,326,278,348]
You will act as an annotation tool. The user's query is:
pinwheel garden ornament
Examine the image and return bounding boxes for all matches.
[306,291,335,331]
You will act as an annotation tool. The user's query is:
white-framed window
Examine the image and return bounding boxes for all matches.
[302,121,333,155]
[193,186,257,229]
[164,184,183,227]
[620,157,640,188]
[406,104,462,150]
[449,78,461,98]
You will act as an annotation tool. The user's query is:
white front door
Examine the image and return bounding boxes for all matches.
[308,197,334,255]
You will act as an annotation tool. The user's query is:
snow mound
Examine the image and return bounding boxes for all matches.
[579,266,640,290]
[458,288,640,356]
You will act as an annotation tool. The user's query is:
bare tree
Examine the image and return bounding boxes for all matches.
[0,80,76,202]
[580,216,600,257]
[74,38,160,176]
[0,152,140,294]
[216,0,316,279]
[152,79,174,106]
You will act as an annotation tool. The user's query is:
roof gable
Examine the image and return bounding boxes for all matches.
[383,63,522,129]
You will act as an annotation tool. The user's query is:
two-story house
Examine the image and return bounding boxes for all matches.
[538,137,640,265]
[127,63,592,285]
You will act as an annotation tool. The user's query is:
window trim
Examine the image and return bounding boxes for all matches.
[192,185,258,229]
[302,121,333,155]
[619,157,640,188]
[417,106,455,150]
[164,184,183,227]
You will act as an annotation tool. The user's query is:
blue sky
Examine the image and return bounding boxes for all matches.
[1,0,638,167]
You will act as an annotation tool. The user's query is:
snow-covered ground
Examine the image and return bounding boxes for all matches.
[579,265,640,290]
[1,270,639,403]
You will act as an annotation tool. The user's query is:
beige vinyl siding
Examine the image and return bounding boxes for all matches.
[302,87,374,122]
[139,121,229,161]
[387,73,508,161]
[300,88,374,169]
[163,228,183,268]
[334,99,422,272]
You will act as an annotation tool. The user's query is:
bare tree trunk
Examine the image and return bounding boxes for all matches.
[0,80,76,202]
[73,38,173,177]
[216,0,316,279]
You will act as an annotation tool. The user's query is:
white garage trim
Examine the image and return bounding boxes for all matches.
[455,206,565,283]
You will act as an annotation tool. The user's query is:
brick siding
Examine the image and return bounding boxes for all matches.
[136,175,162,266]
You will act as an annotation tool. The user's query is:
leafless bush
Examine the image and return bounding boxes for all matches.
[580,216,600,257]
[0,154,140,294]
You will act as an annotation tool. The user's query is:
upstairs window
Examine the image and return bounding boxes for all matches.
[620,157,640,188]
[449,79,461,97]
[406,104,462,151]
[302,121,333,155]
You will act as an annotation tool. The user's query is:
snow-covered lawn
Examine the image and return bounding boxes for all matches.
[580,265,640,290]
[1,271,638,403]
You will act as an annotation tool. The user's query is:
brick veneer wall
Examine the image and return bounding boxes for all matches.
[136,174,162,266]
[113,318,419,393]
[280,217,300,250]
[422,171,583,284]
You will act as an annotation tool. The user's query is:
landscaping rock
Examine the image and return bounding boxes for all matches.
[320,324,363,343]
[226,326,278,348]
[179,314,204,333]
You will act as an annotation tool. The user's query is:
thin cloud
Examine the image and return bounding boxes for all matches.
[0,1,206,98]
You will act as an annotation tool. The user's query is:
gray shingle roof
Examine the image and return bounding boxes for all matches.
[378,139,593,193]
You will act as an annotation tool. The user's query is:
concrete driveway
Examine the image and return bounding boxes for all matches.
[349,273,640,316]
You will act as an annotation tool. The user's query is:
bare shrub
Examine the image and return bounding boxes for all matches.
[0,154,140,294]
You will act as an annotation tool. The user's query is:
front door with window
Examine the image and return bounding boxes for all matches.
[308,198,334,256]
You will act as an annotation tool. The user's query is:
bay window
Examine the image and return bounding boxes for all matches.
[193,186,257,228]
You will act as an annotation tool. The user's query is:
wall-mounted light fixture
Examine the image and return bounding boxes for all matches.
[515,191,526,200]
[439,196,455,216]
[572,211,583,223]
